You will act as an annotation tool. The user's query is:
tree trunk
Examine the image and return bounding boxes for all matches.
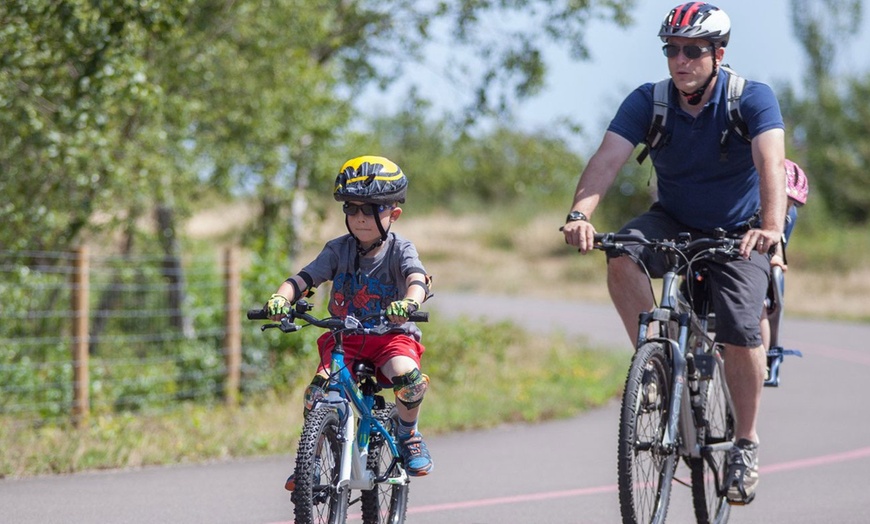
[156,203,195,339]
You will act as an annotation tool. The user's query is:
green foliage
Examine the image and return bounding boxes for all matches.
[1,0,638,254]
[0,0,193,251]
[342,103,589,211]
[784,0,870,225]
[1,309,628,477]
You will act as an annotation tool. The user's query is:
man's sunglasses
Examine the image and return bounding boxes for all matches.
[342,202,392,216]
[662,44,713,59]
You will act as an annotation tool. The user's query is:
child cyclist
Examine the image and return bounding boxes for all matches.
[265,155,435,489]
[776,158,809,267]
[761,158,809,351]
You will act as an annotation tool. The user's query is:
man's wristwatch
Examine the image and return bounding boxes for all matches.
[565,210,588,223]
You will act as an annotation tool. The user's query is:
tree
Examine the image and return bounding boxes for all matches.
[0,0,192,252]
[0,0,638,256]
[785,0,870,224]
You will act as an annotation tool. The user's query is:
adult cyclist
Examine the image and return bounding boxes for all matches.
[561,3,786,506]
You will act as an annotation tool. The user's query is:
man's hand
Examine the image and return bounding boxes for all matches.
[385,298,420,323]
[266,293,291,319]
[561,219,597,254]
[739,228,783,259]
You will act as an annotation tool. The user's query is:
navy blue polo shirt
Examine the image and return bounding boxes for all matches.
[608,68,784,231]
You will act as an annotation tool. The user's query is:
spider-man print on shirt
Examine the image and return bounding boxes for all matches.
[331,272,399,324]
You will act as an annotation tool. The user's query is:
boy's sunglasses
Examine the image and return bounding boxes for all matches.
[342,202,392,216]
[662,44,713,59]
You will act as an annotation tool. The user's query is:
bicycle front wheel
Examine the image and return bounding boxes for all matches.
[293,407,349,524]
[690,350,734,524]
[618,341,677,524]
[361,402,409,524]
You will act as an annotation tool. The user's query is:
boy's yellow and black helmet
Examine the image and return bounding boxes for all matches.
[333,156,408,205]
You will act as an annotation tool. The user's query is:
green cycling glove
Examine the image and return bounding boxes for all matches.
[266,293,291,317]
[385,298,420,319]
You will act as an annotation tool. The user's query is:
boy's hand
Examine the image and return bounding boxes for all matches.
[266,294,291,319]
[386,298,420,323]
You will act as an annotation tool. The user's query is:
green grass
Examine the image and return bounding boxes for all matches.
[0,314,627,479]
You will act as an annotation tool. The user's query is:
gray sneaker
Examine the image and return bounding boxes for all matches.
[725,438,759,505]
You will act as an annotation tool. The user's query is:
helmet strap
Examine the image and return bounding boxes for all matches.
[679,51,719,106]
[343,205,391,258]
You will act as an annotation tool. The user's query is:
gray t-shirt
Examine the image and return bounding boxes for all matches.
[300,232,427,340]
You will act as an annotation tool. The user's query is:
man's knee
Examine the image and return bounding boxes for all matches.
[391,369,429,409]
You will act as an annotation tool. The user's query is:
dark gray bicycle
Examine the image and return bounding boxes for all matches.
[594,230,800,524]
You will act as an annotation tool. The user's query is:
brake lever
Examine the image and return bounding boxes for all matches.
[261,319,301,333]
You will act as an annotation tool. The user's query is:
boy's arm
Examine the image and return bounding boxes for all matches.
[385,271,429,323]
[404,271,428,304]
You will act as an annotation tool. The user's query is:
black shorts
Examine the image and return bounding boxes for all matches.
[611,203,770,348]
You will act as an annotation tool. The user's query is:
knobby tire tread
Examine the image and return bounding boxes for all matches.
[293,407,348,524]
[689,351,734,524]
[360,402,409,524]
[617,341,676,524]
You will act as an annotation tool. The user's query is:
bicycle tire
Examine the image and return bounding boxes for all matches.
[361,402,409,524]
[690,350,734,524]
[617,341,677,524]
[292,407,349,524]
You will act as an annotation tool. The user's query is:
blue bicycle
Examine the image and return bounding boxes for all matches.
[248,300,427,524]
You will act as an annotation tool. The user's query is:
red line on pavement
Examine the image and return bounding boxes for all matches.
[266,446,870,522]
[407,484,618,515]
[403,445,870,517]
[761,446,870,474]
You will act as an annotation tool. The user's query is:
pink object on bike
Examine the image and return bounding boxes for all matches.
[784,159,808,206]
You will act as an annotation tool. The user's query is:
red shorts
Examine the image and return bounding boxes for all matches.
[316,332,425,385]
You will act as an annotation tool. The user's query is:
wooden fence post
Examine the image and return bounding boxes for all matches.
[71,246,90,427]
[224,247,241,407]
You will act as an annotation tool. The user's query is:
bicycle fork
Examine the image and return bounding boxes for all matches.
[319,391,408,493]
[640,307,691,453]
[319,393,371,492]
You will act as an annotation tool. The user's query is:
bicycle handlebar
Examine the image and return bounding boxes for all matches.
[246,299,428,335]
[593,231,741,259]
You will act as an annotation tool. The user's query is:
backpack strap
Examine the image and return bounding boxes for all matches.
[719,65,749,161]
[636,78,672,164]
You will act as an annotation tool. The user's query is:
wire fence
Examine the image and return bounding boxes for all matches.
[0,246,271,426]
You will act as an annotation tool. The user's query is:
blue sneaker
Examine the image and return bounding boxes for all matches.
[398,430,433,476]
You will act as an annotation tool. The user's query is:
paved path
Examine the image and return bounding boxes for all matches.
[2,293,869,523]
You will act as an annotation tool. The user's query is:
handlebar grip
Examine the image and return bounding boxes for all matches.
[247,309,269,320]
[409,311,429,323]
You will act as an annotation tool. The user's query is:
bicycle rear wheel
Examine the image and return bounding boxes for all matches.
[361,402,409,524]
[618,341,677,524]
[293,407,349,524]
[690,350,734,524]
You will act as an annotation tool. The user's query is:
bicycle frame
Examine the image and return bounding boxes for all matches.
[315,342,409,492]
[599,231,801,523]
[248,301,423,523]
[636,263,734,459]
